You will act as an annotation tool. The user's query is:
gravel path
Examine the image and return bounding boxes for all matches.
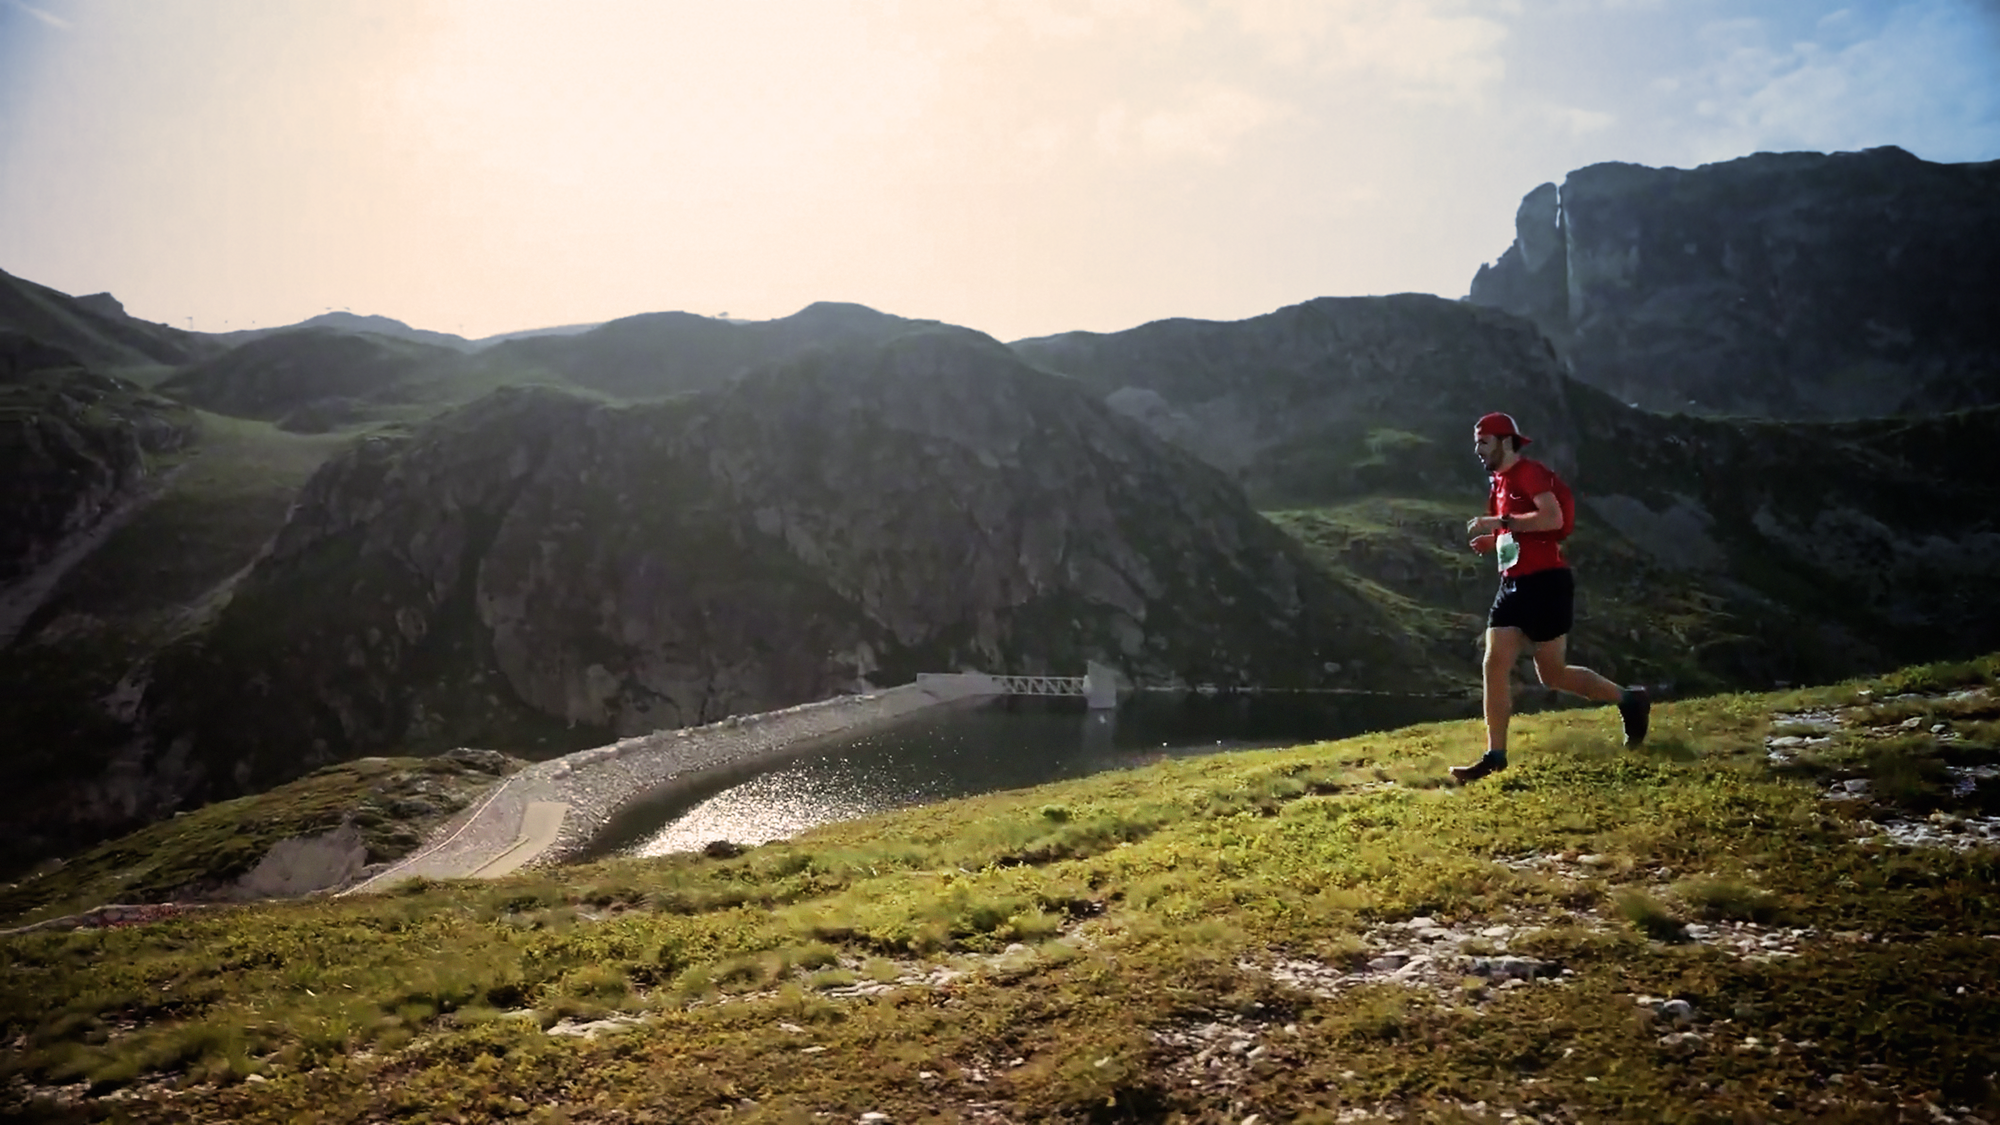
[343,675,1000,895]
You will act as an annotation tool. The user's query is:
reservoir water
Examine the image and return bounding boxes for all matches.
[586,691,1469,860]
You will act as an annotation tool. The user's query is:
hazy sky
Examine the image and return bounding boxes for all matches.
[2,0,1995,342]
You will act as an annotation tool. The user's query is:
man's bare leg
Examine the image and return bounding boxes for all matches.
[1482,626,1529,752]
[1533,635,1652,745]
[1454,627,1528,782]
[1531,636,1622,703]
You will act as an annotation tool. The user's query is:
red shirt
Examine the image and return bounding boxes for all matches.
[1488,458,1567,577]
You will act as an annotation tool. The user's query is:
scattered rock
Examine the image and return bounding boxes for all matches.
[545,1016,649,1039]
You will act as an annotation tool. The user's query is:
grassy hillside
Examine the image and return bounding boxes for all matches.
[0,269,221,373]
[4,654,1995,1122]
[0,751,524,928]
[156,330,472,429]
[486,302,923,400]
[0,413,354,875]
[1267,497,1771,700]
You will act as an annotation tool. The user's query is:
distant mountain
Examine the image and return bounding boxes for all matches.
[466,322,605,348]
[1468,146,2000,418]
[156,328,470,431]
[485,301,931,398]
[207,312,473,352]
[0,268,224,371]
[1012,294,1574,506]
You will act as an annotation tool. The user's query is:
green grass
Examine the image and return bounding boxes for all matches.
[4,654,1998,1121]
[48,412,346,613]
[1266,499,1487,677]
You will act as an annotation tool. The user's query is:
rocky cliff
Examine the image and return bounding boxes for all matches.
[1565,390,2000,680]
[1468,146,2000,417]
[127,327,1426,809]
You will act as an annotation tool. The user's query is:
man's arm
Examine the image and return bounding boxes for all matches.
[1471,491,1562,535]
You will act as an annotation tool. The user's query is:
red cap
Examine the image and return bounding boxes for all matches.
[1475,412,1532,445]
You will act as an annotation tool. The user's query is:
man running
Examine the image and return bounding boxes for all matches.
[1450,412,1649,783]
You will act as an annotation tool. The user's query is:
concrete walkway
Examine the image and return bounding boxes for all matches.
[341,674,1002,896]
[471,802,569,878]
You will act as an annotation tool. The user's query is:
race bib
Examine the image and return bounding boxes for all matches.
[1495,531,1520,573]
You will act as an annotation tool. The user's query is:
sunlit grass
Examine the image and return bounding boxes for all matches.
[2,653,1997,1121]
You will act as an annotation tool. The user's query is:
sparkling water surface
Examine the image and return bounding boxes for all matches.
[589,692,1464,860]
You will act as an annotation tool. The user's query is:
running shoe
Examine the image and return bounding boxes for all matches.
[1449,749,1508,784]
[1619,686,1651,747]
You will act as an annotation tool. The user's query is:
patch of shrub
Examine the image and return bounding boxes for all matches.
[1675,878,1785,924]
[1614,889,1688,942]
[580,882,646,909]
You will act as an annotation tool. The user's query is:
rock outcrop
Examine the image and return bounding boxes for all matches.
[1469,146,2000,417]
[1565,390,2000,678]
[138,327,1427,800]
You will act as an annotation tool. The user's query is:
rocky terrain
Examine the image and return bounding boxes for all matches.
[5,656,1997,1122]
[1469,146,2000,417]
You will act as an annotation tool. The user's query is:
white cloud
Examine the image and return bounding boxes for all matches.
[1017,119,1073,159]
[997,0,1201,40]
[1679,1,2000,163]
[1227,0,1509,105]
[9,0,70,29]
[1092,84,1292,161]
[1136,84,1291,159]
[1551,105,1615,135]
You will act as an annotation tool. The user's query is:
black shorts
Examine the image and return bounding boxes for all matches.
[1488,567,1574,643]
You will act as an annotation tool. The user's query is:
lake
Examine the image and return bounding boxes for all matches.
[585,690,1470,860]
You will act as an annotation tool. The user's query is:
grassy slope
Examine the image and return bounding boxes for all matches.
[39,412,350,618]
[3,654,1996,1122]
[6,410,346,696]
